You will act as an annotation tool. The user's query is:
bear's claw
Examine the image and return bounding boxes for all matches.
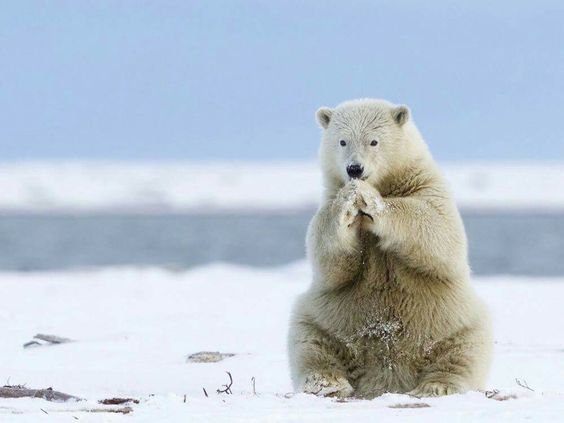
[409,381,462,397]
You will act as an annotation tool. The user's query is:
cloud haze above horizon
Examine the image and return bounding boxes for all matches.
[1,0,563,161]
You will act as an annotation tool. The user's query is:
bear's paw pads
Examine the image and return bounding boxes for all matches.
[409,381,461,397]
[303,373,354,398]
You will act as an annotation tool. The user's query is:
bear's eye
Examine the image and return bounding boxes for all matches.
[370,140,378,146]
[339,140,346,147]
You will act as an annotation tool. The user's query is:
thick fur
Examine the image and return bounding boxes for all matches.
[288,99,492,399]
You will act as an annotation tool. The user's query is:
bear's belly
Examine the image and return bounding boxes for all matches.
[337,324,432,398]
[336,313,431,366]
[311,257,438,395]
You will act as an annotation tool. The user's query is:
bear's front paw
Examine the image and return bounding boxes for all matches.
[409,381,462,397]
[337,201,358,229]
[355,180,385,218]
[333,182,364,228]
[302,372,354,398]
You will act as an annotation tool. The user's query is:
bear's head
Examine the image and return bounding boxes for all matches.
[316,99,429,193]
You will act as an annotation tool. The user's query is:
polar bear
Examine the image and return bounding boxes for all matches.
[288,99,492,398]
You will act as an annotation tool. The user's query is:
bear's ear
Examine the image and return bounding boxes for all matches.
[391,105,410,126]
[316,107,333,129]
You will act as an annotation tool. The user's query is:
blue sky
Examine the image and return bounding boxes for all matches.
[1,1,563,161]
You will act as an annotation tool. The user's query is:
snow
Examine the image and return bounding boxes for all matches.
[0,161,562,212]
[1,262,563,421]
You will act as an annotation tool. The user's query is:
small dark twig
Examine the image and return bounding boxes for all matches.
[41,408,49,414]
[485,389,500,399]
[202,388,208,398]
[251,377,257,396]
[515,378,535,392]
[3,377,26,389]
[183,394,187,403]
[216,372,233,395]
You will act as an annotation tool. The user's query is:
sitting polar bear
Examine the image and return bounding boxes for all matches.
[288,99,492,398]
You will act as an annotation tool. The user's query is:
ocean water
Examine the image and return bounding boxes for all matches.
[0,212,562,276]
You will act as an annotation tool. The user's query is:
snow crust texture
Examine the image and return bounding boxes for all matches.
[0,262,563,421]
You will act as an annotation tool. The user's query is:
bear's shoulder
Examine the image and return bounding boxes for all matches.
[380,159,446,198]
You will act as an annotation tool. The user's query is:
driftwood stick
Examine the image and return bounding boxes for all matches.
[69,406,133,414]
[34,334,73,344]
[23,334,74,349]
[99,397,139,405]
[0,387,82,402]
[0,388,138,415]
[0,407,133,415]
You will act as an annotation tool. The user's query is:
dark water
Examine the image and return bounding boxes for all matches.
[0,213,562,276]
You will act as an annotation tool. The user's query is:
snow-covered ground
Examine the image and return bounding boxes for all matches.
[0,161,563,212]
[1,262,563,421]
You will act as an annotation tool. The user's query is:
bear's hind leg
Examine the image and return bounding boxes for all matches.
[410,323,492,397]
[288,319,354,398]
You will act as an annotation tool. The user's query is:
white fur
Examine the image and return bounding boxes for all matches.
[288,99,492,398]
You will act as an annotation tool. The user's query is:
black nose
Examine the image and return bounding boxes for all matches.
[346,164,364,179]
